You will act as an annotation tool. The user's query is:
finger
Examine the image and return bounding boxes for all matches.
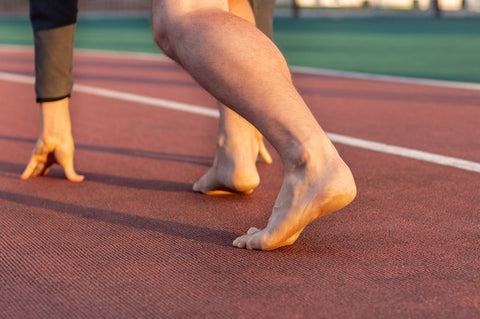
[21,157,40,180]
[40,163,53,176]
[55,148,85,182]
[64,166,85,182]
[31,162,45,177]
[35,141,46,155]
[258,138,272,164]
[40,153,57,177]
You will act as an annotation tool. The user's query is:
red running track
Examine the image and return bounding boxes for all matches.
[0,46,479,318]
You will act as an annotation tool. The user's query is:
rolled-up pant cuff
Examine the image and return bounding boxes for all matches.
[33,23,76,103]
[36,93,71,103]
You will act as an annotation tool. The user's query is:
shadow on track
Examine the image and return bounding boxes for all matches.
[0,190,237,247]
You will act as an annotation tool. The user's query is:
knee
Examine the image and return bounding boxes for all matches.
[152,0,228,59]
[151,3,192,60]
[152,15,176,59]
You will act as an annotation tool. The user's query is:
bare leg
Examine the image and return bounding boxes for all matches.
[193,0,272,195]
[193,105,268,194]
[249,0,276,39]
[152,0,356,250]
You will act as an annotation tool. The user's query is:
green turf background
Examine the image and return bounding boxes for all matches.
[1,16,479,82]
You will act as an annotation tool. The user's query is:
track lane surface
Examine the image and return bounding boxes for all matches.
[1,47,479,318]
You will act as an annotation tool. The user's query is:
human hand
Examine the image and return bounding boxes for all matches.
[21,98,84,182]
[21,134,84,182]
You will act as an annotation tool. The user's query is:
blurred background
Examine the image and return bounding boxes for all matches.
[2,0,480,15]
[0,0,479,82]
[289,0,480,12]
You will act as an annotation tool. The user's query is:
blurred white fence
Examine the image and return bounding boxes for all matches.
[279,0,480,11]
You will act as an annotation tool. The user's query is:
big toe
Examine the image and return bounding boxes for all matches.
[233,228,265,250]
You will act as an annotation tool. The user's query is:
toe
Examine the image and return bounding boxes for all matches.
[233,234,248,249]
[246,236,257,250]
[247,227,261,235]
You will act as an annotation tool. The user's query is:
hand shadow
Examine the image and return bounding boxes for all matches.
[0,134,213,167]
[0,160,193,193]
[0,134,212,192]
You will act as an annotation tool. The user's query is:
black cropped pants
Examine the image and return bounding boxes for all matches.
[29,0,78,102]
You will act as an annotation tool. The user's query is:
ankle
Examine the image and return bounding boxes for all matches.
[282,133,337,170]
[216,130,259,158]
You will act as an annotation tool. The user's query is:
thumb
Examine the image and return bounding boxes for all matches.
[58,155,84,182]
[65,168,85,182]
[55,142,85,182]
[64,165,85,182]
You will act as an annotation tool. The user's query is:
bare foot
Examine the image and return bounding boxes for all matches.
[193,130,264,194]
[193,104,271,195]
[232,143,356,250]
[257,130,272,165]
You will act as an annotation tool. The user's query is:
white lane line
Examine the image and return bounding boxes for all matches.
[327,133,480,173]
[290,66,480,92]
[0,44,169,61]
[0,71,34,85]
[1,70,479,173]
[74,84,220,118]
[2,44,480,91]
[0,71,218,118]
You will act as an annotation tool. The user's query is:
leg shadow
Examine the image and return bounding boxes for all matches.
[0,190,237,247]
